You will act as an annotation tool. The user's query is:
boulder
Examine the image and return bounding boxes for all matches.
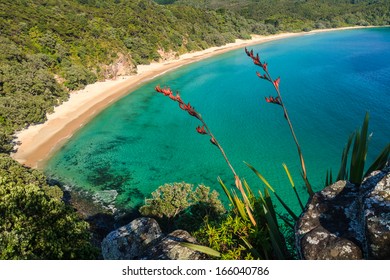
[146,230,205,260]
[101,218,205,260]
[296,167,389,259]
[361,169,390,259]
[101,217,162,260]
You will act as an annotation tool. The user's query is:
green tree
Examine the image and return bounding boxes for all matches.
[61,63,97,90]
[0,154,98,259]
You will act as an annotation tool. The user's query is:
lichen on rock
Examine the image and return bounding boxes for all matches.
[101,217,205,260]
[296,167,389,260]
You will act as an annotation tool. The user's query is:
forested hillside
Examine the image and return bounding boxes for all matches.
[0,0,261,154]
[162,0,390,31]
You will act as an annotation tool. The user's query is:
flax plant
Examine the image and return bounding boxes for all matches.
[326,112,390,186]
[153,49,389,259]
[154,85,256,226]
[244,48,314,196]
[154,85,299,259]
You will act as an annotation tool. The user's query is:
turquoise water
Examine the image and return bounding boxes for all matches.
[45,28,390,213]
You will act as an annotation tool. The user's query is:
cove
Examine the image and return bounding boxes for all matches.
[45,28,390,213]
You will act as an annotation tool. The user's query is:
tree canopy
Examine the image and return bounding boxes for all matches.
[0,154,98,259]
[171,0,390,31]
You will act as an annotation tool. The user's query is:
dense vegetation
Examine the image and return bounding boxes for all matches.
[139,182,225,232]
[0,154,98,259]
[160,0,390,31]
[0,0,388,259]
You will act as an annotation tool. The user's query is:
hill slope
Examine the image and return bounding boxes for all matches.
[164,0,390,31]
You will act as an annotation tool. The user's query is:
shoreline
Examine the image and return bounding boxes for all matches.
[11,26,376,169]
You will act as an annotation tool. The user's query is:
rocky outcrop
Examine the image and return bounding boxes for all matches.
[102,53,135,79]
[296,167,389,259]
[101,217,205,260]
[145,230,205,260]
[101,217,162,260]
[361,168,390,258]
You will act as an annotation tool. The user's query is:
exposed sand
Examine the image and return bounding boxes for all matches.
[11,26,372,169]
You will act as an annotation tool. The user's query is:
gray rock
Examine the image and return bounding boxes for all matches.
[361,169,390,259]
[300,225,362,260]
[146,230,206,260]
[101,217,162,260]
[296,180,363,259]
[101,218,205,260]
[296,167,389,260]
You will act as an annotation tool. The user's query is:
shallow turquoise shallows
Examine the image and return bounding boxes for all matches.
[45,28,390,213]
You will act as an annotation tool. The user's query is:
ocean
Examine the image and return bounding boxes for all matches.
[45,28,390,213]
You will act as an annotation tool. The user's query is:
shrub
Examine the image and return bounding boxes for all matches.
[193,215,255,260]
[62,64,97,90]
[0,155,98,259]
[139,182,225,232]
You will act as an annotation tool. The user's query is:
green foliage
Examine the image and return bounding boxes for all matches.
[0,0,258,71]
[0,154,98,259]
[0,154,61,198]
[193,188,297,260]
[173,0,390,31]
[140,182,194,219]
[180,242,221,257]
[349,112,370,184]
[215,176,294,260]
[194,214,255,260]
[61,63,97,90]
[0,37,68,152]
[0,131,13,154]
[154,0,177,4]
[139,182,226,232]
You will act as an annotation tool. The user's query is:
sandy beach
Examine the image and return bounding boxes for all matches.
[11,26,371,169]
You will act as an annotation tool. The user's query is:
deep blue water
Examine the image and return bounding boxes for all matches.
[45,28,390,212]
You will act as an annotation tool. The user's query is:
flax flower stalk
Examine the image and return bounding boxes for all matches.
[155,85,255,223]
[245,48,314,196]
